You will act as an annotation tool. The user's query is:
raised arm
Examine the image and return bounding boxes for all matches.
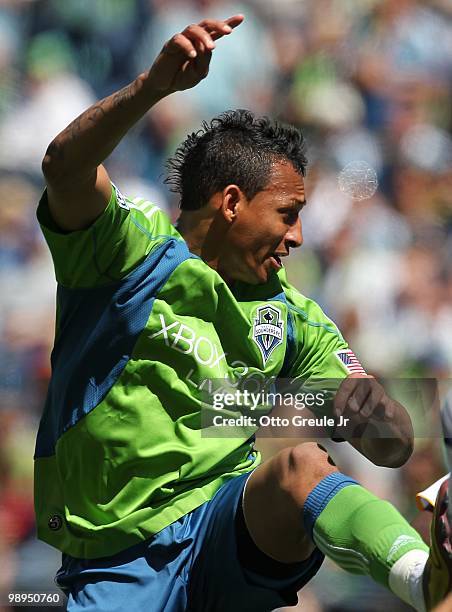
[42,15,244,232]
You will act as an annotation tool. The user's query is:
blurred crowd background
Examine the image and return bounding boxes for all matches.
[0,0,451,610]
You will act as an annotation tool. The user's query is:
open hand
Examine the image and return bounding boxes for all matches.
[147,15,244,95]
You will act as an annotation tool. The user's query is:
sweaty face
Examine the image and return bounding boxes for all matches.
[218,161,305,284]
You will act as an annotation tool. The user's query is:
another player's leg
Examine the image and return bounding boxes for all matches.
[243,442,434,611]
[422,479,452,609]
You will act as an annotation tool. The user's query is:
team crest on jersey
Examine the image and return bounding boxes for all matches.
[252,304,284,365]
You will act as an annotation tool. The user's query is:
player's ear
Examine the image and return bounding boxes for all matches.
[221,184,246,223]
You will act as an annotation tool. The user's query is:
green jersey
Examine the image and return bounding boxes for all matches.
[35,184,351,559]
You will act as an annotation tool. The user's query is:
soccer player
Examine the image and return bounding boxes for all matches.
[36,14,450,611]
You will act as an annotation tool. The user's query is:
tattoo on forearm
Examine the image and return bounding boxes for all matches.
[70,115,82,141]
[55,84,133,141]
[112,83,134,109]
[45,81,137,165]
[87,103,108,124]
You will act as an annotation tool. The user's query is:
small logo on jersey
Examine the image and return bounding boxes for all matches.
[335,349,366,374]
[48,514,63,531]
[252,305,284,365]
[112,182,129,210]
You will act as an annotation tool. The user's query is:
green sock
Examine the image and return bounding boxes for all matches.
[308,480,428,588]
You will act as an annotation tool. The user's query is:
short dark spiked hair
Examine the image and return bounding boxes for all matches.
[165,109,307,210]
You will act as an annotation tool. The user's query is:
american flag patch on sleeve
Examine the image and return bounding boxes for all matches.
[335,349,367,374]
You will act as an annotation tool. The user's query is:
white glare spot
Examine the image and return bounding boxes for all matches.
[338,160,378,201]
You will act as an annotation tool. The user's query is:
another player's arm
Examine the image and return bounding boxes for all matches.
[41,15,244,232]
[333,374,414,468]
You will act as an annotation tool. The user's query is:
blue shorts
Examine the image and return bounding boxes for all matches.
[56,472,324,611]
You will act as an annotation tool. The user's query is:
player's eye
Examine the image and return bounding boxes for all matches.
[283,211,299,225]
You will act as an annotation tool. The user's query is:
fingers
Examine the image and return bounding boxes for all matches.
[166,15,244,60]
[360,380,385,418]
[199,18,231,36]
[333,376,364,417]
[200,14,245,41]
[225,14,245,28]
[165,33,198,59]
[165,25,215,61]
[165,24,216,60]
[334,376,386,419]
[184,23,216,53]
[347,378,373,416]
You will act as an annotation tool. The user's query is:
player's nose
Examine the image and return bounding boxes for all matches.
[285,217,303,250]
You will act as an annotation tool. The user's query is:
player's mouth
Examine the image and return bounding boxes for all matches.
[268,253,284,270]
